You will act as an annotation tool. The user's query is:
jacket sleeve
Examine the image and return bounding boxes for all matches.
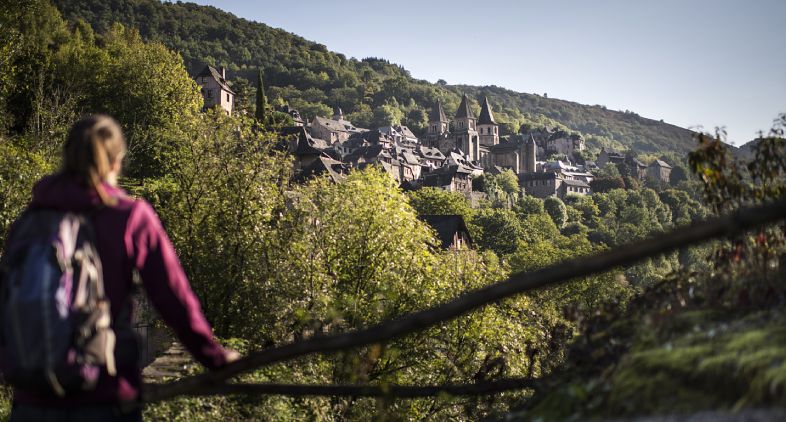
[125,201,227,370]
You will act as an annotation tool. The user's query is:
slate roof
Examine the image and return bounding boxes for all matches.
[520,171,558,182]
[294,156,349,183]
[397,125,417,140]
[418,215,473,249]
[314,116,366,134]
[195,65,235,94]
[563,179,591,188]
[649,159,672,169]
[490,140,519,153]
[419,146,446,161]
[477,96,496,125]
[344,144,390,163]
[454,94,473,119]
[627,157,647,168]
[429,101,448,123]
[422,164,473,188]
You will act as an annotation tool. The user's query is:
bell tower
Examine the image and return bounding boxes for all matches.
[477,96,499,147]
[453,94,480,161]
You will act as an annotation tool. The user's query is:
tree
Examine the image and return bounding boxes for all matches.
[515,195,545,217]
[544,196,568,228]
[471,207,524,255]
[669,165,689,186]
[590,177,626,193]
[496,170,520,197]
[255,68,266,123]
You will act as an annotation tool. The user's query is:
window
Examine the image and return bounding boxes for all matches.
[226,93,230,102]
[207,89,214,99]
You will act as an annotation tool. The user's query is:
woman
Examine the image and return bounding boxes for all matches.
[6,115,237,421]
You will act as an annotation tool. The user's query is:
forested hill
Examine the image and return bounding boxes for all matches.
[53,0,696,156]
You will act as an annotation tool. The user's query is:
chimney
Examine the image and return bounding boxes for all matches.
[220,66,226,79]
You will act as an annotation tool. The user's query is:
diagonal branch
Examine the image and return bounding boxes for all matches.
[187,377,539,399]
[143,196,786,403]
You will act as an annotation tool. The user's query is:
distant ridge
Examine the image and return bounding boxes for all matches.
[54,0,697,156]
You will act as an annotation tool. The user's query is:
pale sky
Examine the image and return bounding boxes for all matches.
[189,0,785,145]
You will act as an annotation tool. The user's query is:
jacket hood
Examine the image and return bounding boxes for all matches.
[29,173,125,212]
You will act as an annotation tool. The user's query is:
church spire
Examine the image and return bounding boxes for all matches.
[477,96,496,125]
[429,100,448,123]
[454,94,473,119]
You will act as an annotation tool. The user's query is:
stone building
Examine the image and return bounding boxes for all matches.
[647,159,672,183]
[489,134,537,174]
[379,125,419,147]
[421,164,473,194]
[520,171,591,199]
[195,65,234,115]
[427,95,485,163]
[521,126,585,159]
[310,106,367,144]
[597,149,625,168]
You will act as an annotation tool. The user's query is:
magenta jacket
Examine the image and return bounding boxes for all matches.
[7,174,227,405]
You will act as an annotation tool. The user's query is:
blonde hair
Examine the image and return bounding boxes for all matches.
[63,115,127,206]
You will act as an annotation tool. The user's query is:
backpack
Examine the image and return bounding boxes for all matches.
[0,210,116,397]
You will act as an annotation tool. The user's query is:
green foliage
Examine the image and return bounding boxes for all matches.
[407,187,473,218]
[514,195,545,217]
[590,176,626,193]
[0,137,56,252]
[255,68,266,123]
[543,196,568,228]
[471,208,524,256]
[474,170,520,207]
[140,110,290,336]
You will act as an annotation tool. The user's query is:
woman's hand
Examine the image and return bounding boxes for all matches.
[224,349,241,364]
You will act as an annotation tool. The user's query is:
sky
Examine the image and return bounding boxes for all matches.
[189,0,785,145]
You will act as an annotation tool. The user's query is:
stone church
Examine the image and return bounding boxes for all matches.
[426,94,536,175]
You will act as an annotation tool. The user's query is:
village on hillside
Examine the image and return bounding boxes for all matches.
[196,65,673,201]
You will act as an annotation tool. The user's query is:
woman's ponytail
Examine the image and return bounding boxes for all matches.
[63,115,127,207]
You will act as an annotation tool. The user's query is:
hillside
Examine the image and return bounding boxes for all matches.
[53,0,696,156]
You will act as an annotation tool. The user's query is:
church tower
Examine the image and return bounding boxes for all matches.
[453,94,480,161]
[524,134,537,173]
[477,96,499,147]
[427,101,449,143]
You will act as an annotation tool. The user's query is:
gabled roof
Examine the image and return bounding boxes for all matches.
[397,125,417,139]
[418,215,473,249]
[477,96,496,125]
[649,159,672,169]
[421,165,472,188]
[294,156,349,183]
[195,65,235,94]
[419,146,446,160]
[454,94,474,119]
[429,101,448,123]
[344,144,390,163]
[314,116,350,133]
